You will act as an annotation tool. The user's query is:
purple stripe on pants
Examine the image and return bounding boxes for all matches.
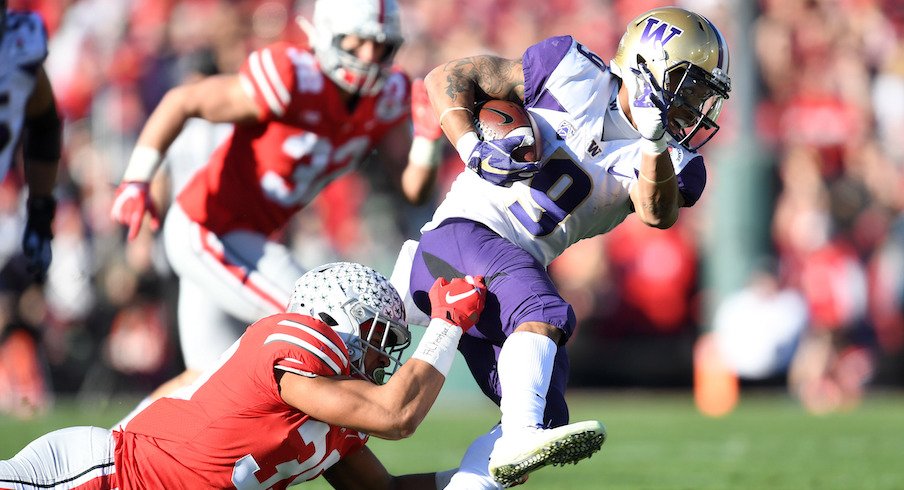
[410,218,575,426]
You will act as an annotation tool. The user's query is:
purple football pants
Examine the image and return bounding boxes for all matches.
[410,218,576,427]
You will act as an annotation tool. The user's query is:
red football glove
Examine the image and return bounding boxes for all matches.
[411,78,442,140]
[428,275,487,331]
[110,181,159,241]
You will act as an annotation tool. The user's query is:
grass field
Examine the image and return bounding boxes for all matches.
[2,390,903,489]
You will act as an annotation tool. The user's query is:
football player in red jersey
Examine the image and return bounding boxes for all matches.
[109,0,444,399]
[0,263,487,489]
[0,0,62,283]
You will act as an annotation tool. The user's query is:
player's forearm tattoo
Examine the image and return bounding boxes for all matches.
[441,56,525,104]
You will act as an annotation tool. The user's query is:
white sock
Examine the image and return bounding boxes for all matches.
[497,331,557,432]
[444,425,504,489]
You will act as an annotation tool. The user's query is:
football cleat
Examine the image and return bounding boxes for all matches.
[489,420,607,487]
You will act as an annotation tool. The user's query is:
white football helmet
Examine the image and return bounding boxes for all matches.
[287,262,410,384]
[610,7,731,151]
[299,0,403,96]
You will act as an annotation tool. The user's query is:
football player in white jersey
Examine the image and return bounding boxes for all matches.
[0,263,487,489]
[109,0,444,409]
[392,7,731,488]
[0,1,62,283]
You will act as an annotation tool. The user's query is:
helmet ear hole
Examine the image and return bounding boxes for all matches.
[319,312,339,326]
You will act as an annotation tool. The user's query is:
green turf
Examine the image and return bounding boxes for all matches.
[2,391,903,489]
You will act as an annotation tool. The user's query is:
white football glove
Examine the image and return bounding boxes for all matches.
[627,41,671,153]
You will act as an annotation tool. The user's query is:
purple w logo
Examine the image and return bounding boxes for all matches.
[640,18,683,46]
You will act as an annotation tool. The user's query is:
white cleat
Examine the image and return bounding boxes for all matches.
[488,420,606,487]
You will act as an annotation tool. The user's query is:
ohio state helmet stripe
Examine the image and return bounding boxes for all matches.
[248,49,286,117]
[264,333,343,375]
[278,319,349,368]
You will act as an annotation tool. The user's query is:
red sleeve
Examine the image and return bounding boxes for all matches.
[239,42,319,122]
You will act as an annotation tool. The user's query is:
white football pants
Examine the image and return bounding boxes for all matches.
[0,427,116,489]
[163,203,304,371]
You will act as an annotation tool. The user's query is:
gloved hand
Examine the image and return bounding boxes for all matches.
[22,196,55,283]
[428,275,487,331]
[629,61,669,144]
[458,132,540,186]
[110,181,159,241]
[411,78,442,141]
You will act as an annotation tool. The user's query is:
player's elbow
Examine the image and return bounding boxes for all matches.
[640,209,678,229]
[403,185,430,206]
[374,407,424,440]
[391,409,424,439]
[401,167,435,205]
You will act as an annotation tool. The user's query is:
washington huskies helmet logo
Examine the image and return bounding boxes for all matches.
[640,18,683,47]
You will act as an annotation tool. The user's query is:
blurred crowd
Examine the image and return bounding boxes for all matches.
[0,0,903,418]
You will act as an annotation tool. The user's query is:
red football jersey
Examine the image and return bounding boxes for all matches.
[113,313,368,489]
[176,42,412,236]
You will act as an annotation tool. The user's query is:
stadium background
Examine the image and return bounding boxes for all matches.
[0,0,903,466]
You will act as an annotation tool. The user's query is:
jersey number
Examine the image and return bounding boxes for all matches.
[261,134,370,207]
[232,419,341,489]
[508,157,592,236]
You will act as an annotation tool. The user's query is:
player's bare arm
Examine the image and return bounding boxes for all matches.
[628,150,682,229]
[134,75,261,157]
[278,357,444,440]
[281,275,486,441]
[423,55,525,146]
[376,120,437,205]
[323,445,439,490]
[621,72,681,229]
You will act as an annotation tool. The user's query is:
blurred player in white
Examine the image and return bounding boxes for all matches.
[0,262,487,489]
[109,0,443,400]
[0,0,62,283]
[393,7,732,487]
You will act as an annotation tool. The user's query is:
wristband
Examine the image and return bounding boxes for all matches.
[638,170,676,185]
[438,106,473,128]
[122,146,163,182]
[410,318,463,377]
[409,135,442,169]
[455,131,480,166]
[640,134,669,155]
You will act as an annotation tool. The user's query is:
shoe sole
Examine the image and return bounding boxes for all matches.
[489,422,606,487]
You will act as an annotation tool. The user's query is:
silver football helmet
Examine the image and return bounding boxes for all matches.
[610,7,731,151]
[287,262,410,384]
[299,0,403,96]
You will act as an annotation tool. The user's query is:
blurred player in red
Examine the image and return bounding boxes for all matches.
[0,0,62,283]
[109,0,443,400]
[0,262,487,489]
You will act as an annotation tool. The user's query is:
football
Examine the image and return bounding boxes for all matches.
[474,100,542,162]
